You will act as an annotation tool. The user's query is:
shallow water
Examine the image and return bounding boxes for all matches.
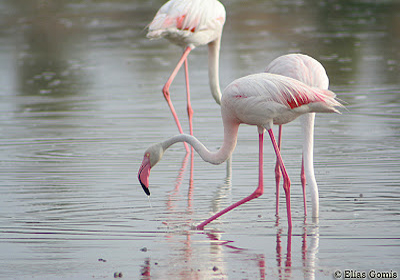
[1,0,399,279]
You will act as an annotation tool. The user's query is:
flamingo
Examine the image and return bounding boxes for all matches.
[147,0,226,151]
[265,53,329,219]
[138,73,343,230]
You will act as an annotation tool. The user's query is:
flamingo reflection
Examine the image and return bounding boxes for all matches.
[165,152,192,214]
[140,258,151,280]
[141,155,319,279]
[276,227,292,280]
[302,218,320,280]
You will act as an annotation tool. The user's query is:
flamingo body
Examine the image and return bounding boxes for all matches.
[222,73,338,128]
[138,73,343,229]
[265,54,329,88]
[147,0,226,48]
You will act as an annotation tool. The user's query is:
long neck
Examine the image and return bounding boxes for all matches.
[162,120,239,165]
[207,37,222,105]
[300,113,319,218]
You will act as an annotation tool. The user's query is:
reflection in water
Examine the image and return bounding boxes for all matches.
[140,257,151,279]
[302,219,319,280]
[211,157,233,215]
[275,218,293,280]
[164,153,233,229]
[150,157,320,279]
[188,151,195,211]
[148,221,320,279]
[166,153,191,214]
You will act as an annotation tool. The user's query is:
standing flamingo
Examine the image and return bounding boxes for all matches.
[265,53,330,219]
[138,73,343,229]
[147,0,226,151]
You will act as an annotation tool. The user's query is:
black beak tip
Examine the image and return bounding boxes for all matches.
[140,180,151,196]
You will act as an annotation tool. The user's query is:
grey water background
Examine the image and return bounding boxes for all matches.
[1,0,399,279]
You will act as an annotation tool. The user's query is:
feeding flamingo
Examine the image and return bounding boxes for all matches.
[138,73,343,229]
[265,53,329,219]
[147,0,226,151]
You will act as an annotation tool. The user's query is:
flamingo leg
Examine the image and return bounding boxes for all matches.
[162,46,193,153]
[268,129,292,229]
[275,125,282,216]
[184,58,194,137]
[196,132,264,230]
[300,156,307,216]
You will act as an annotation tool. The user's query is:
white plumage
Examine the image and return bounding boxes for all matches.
[147,0,225,48]
[266,53,329,89]
[222,73,341,128]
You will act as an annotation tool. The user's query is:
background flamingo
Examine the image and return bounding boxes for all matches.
[265,53,329,219]
[138,73,343,229]
[147,0,226,151]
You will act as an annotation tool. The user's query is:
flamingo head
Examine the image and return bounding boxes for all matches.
[138,143,165,196]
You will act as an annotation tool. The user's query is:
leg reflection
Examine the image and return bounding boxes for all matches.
[166,153,190,212]
[276,222,292,279]
[210,156,233,217]
[187,149,194,212]
[164,153,193,230]
[140,257,151,280]
[205,232,266,279]
[302,218,319,280]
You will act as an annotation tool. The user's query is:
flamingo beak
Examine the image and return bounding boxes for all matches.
[138,155,151,196]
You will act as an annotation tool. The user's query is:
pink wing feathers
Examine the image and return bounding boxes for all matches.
[147,0,225,39]
[224,73,342,114]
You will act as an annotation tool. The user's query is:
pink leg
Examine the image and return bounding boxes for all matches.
[275,125,282,216]
[300,156,307,216]
[196,132,265,230]
[184,58,194,137]
[268,129,292,229]
[162,47,192,153]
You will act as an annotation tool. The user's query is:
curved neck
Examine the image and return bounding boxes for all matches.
[300,113,319,218]
[208,37,222,105]
[162,121,239,165]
